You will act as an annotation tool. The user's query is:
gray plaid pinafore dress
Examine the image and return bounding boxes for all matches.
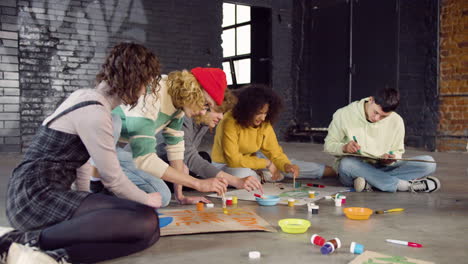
[6,101,102,231]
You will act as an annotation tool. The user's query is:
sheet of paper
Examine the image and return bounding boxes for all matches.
[158,207,276,236]
[208,182,349,206]
[348,250,434,264]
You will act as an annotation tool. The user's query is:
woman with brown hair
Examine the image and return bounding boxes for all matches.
[212,84,336,182]
[0,43,195,264]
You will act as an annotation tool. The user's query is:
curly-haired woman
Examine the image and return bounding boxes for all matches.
[0,43,166,263]
[109,67,229,206]
[211,84,336,182]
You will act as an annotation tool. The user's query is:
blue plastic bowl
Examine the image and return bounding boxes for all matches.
[255,195,280,206]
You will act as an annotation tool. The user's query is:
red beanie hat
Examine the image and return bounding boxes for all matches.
[191,67,227,105]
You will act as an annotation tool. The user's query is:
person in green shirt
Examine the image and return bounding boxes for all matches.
[324,88,439,192]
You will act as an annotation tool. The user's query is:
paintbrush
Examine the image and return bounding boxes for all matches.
[254,193,266,199]
[375,208,405,214]
[221,191,228,214]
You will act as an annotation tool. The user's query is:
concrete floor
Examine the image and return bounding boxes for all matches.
[1,142,467,264]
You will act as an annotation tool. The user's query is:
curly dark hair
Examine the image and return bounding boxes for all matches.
[232,84,283,127]
[96,42,161,108]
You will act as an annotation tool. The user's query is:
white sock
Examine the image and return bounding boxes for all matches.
[397,180,410,191]
[90,176,101,182]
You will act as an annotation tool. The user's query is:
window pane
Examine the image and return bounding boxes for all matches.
[222,3,235,27]
[222,62,233,85]
[236,25,250,55]
[222,28,235,57]
[236,5,251,24]
[234,58,251,84]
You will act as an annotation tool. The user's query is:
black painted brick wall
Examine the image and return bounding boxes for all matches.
[398,0,439,151]
[16,0,224,152]
[0,0,294,152]
[0,0,20,152]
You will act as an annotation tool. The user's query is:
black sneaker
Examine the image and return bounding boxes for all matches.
[353,177,373,192]
[409,176,440,193]
[90,181,113,195]
[0,227,14,263]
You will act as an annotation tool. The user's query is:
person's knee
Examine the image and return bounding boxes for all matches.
[414,155,437,175]
[136,205,159,237]
[338,158,359,175]
[160,189,171,207]
[132,205,160,249]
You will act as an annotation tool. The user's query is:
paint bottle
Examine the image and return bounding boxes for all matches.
[350,242,364,254]
[312,205,319,214]
[226,196,233,206]
[196,202,204,211]
[340,195,347,204]
[320,238,341,255]
[335,197,342,207]
[232,196,238,205]
[310,234,326,246]
[307,202,315,212]
[287,198,295,207]
[308,191,316,198]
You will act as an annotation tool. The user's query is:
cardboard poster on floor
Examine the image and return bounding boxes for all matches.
[348,250,434,264]
[158,207,276,236]
[207,182,349,206]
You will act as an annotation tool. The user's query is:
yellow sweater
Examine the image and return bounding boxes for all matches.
[212,111,290,171]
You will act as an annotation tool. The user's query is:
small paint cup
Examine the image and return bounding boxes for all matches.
[307,202,315,212]
[311,234,326,246]
[196,202,204,211]
[226,196,233,206]
[206,203,214,208]
[287,198,295,207]
[340,195,347,204]
[321,238,341,255]
[312,205,319,214]
[350,242,364,254]
[308,191,316,198]
[248,251,261,259]
[232,196,238,205]
[335,198,342,207]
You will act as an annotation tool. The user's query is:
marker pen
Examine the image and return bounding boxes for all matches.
[386,239,422,248]
[353,136,361,154]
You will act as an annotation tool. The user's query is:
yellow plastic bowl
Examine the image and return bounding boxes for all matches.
[278,218,311,234]
[343,207,374,220]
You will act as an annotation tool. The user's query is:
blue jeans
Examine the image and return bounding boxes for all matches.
[212,153,325,180]
[117,147,172,207]
[338,155,437,192]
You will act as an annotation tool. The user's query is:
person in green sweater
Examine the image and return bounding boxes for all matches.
[112,68,230,206]
[324,88,439,192]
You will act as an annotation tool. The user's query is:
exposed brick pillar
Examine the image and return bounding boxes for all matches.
[438,0,468,151]
[0,0,20,152]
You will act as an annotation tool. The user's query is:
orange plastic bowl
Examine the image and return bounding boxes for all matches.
[343,207,373,220]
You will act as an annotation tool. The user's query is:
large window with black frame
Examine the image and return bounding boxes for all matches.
[222,3,251,88]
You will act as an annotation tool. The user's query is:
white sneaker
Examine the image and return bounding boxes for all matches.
[409,176,440,193]
[354,177,373,192]
[7,243,70,264]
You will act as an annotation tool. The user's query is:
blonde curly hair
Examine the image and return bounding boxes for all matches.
[167,70,205,111]
[194,88,238,124]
